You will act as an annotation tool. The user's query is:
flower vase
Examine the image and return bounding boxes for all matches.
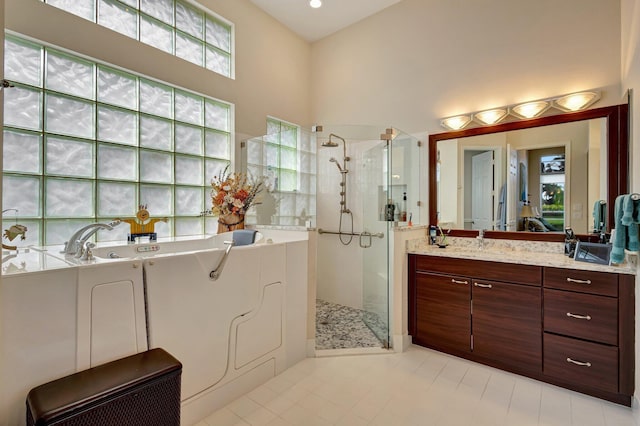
[217,213,245,233]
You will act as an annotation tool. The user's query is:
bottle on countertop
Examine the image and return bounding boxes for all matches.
[400,192,407,222]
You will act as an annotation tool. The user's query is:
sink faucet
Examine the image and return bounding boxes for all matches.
[62,220,121,256]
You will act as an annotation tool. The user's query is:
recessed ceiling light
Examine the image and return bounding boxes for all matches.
[309,0,322,8]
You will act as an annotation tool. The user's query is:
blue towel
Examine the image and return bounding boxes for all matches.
[611,194,640,263]
[232,229,257,246]
[592,200,604,232]
[611,195,626,264]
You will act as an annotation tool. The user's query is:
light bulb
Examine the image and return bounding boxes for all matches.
[310,0,322,8]
[474,108,507,125]
[511,101,550,119]
[441,115,472,131]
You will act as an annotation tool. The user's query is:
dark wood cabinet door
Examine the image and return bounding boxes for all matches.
[415,272,471,354]
[472,279,542,374]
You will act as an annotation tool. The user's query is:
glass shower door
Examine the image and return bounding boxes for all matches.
[361,139,390,348]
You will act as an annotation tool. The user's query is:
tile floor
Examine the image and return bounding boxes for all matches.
[194,345,639,426]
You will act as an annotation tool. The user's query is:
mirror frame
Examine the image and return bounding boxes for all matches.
[428,104,629,242]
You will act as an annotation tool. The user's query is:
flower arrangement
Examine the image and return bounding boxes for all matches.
[210,165,263,218]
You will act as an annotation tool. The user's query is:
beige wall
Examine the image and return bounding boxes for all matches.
[311,0,622,134]
[5,0,312,148]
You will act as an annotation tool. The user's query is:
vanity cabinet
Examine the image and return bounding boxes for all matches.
[472,279,541,374]
[408,255,635,406]
[415,272,471,355]
[542,267,634,403]
[409,255,542,376]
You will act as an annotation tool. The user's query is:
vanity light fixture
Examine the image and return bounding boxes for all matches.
[441,115,472,131]
[473,108,508,125]
[553,91,600,112]
[309,0,322,8]
[439,90,602,130]
[510,100,550,119]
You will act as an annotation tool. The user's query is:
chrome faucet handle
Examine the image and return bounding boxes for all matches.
[74,240,84,258]
[81,242,95,261]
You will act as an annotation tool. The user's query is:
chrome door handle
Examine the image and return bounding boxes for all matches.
[566,277,592,285]
[566,312,591,320]
[451,279,468,285]
[566,357,591,367]
[473,282,492,288]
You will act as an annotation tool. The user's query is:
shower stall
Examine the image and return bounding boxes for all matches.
[240,124,421,352]
[316,125,421,351]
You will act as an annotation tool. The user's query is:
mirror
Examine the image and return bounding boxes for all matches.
[429,104,629,241]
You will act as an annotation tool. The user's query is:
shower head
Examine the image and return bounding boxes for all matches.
[322,133,349,164]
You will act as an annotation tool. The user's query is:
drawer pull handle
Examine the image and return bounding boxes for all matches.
[566,357,591,367]
[566,277,592,285]
[566,312,591,320]
[474,282,492,288]
[451,279,468,285]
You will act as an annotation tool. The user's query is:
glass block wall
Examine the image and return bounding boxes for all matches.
[244,118,316,227]
[41,0,233,77]
[3,34,233,246]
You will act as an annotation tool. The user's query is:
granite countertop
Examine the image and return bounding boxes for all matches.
[408,237,637,275]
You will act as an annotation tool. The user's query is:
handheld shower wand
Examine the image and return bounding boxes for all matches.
[329,157,344,173]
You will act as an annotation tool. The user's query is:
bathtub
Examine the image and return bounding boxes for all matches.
[0,229,309,426]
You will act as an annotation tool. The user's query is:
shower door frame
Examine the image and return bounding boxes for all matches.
[361,138,392,349]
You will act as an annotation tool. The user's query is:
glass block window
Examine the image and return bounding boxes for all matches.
[41,0,233,78]
[3,34,232,246]
[244,118,316,227]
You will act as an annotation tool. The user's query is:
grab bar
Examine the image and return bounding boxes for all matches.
[318,229,384,239]
[210,240,234,280]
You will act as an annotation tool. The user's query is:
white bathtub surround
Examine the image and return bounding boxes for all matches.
[0,230,309,426]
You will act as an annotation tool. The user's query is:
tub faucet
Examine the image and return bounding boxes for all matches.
[62,220,121,256]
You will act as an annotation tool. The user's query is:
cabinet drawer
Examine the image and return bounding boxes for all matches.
[544,289,618,345]
[544,333,618,393]
[544,268,618,297]
[414,255,541,286]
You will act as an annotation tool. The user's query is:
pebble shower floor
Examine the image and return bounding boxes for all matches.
[315,299,385,350]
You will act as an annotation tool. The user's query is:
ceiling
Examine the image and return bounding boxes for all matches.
[250,0,404,42]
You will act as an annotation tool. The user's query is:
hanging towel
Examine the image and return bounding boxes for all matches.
[592,200,602,232]
[611,195,626,264]
[622,195,640,251]
[592,200,607,233]
[611,194,640,264]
